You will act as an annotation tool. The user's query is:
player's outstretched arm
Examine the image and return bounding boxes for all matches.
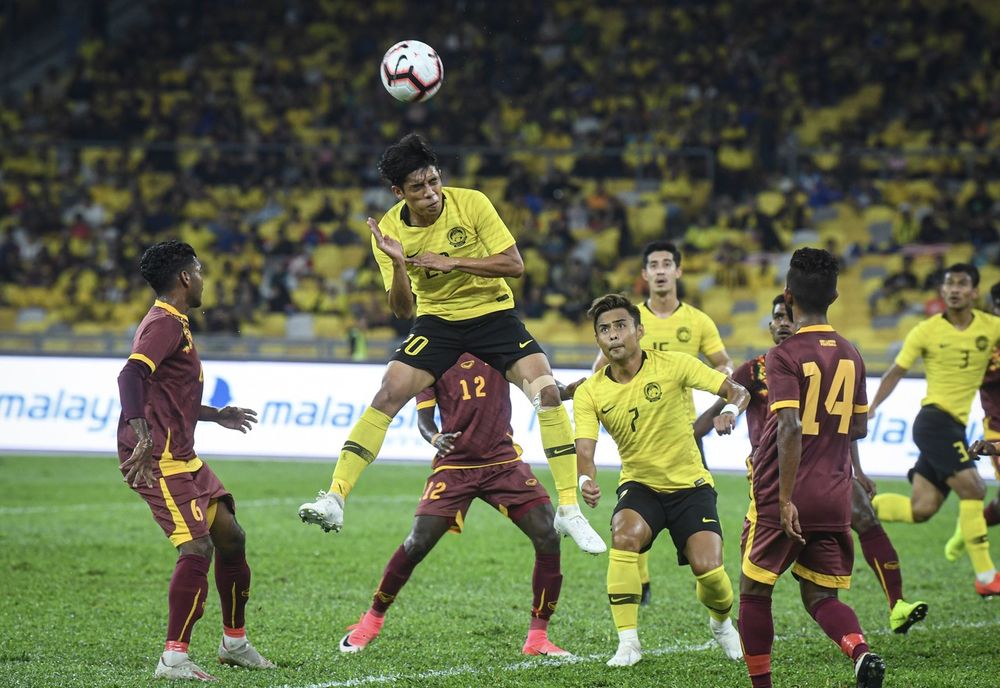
[203,406,258,433]
[407,244,524,279]
[417,405,461,455]
[868,363,908,418]
[970,439,1000,456]
[575,438,601,508]
[775,408,805,544]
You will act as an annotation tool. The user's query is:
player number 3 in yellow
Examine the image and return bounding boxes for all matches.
[801,359,856,435]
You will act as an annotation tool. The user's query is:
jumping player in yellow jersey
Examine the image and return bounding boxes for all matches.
[573,294,750,667]
[585,241,732,606]
[299,134,604,555]
[869,263,1000,597]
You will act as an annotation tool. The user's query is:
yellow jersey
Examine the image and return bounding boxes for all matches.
[374,187,517,321]
[895,310,1000,424]
[637,300,726,421]
[574,350,727,493]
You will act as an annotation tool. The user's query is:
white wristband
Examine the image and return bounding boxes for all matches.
[578,474,593,491]
[721,403,740,417]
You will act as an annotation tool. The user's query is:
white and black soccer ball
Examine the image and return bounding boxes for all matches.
[380,40,443,103]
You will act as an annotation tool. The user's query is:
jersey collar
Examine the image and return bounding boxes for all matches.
[795,324,834,333]
[154,299,189,322]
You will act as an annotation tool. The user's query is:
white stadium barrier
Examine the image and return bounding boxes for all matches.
[0,355,995,480]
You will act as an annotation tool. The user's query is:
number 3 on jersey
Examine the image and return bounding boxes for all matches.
[801,359,856,435]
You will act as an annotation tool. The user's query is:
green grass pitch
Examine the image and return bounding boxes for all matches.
[0,454,997,687]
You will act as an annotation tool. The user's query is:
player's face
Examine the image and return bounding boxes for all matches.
[395,166,443,218]
[991,295,1000,317]
[941,271,977,311]
[641,251,681,295]
[595,308,643,362]
[184,258,205,309]
[769,301,794,344]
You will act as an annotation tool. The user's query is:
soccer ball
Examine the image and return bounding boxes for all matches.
[380,40,444,103]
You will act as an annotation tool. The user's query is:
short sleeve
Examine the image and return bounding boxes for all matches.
[894,322,927,369]
[765,347,801,412]
[676,353,727,395]
[472,190,516,255]
[573,380,601,441]
[415,386,436,410]
[732,359,754,391]
[129,317,184,374]
[697,311,726,357]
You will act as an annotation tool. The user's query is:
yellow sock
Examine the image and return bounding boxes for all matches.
[329,407,392,498]
[695,565,734,622]
[607,549,641,632]
[871,493,914,523]
[637,551,650,586]
[537,405,578,506]
[960,499,995,575]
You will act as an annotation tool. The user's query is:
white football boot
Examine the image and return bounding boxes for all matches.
[298,491,344,532]
[553,504,607,554]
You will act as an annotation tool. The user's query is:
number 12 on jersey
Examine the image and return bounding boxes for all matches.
[801,359,856,435]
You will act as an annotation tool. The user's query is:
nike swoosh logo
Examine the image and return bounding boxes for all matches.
[600,404,616,414]
[405,251,420,259]
[609,595,633,604]
[702,517,717,523]
[519,339,534,349]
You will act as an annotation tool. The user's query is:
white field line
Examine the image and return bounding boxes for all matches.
[276,617,1000,688]
[0,495,416,516]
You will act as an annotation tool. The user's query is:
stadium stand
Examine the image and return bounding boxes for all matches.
[0,0,998,368]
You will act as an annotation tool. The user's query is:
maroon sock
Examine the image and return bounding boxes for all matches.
[738,594,773,688]
[215,552,251,633]
[858,525,903,609]
[985,500,1000,527]
[530,553,562,629]
[371,546,418,616]
[809,597,869,661]
[167,553,210,644]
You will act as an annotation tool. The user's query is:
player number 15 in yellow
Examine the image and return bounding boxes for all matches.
[801,359,856,435]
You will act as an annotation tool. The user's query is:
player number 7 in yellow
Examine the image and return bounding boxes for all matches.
[801,359,856,435]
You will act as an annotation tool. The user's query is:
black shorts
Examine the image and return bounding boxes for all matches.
[612,482,723,565]
[391,310,545,379]
[910,405,977,496]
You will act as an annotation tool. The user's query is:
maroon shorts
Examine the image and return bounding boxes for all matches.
[740,517,854,590]
[126,461,233,546]
[415,460,550,532]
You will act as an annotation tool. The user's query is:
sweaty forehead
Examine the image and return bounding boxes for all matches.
[597,309,631,327]
[404,166,439,187]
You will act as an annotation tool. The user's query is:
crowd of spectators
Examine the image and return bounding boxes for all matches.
[0,0,997,344]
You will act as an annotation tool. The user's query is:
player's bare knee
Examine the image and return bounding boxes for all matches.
[370,386,408,417]
[851,503,879,533]
[911,503,937,523]
[179,536,214,560]
[688,552,724,577]
[533,527,561,554]
[214,523,246,560]
[800,581,836,613]
[536,384,561,410]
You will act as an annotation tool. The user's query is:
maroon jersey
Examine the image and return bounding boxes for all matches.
[415,354,518,468]
[751,325,868,531]
[981,346,1000,439]
[733,354,769,450]
[117,301,203,467]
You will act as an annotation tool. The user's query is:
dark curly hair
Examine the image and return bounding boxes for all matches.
[377,133,439,188]
[587,293,641,332]
[139,240,198,293]
[786,247,839,315]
